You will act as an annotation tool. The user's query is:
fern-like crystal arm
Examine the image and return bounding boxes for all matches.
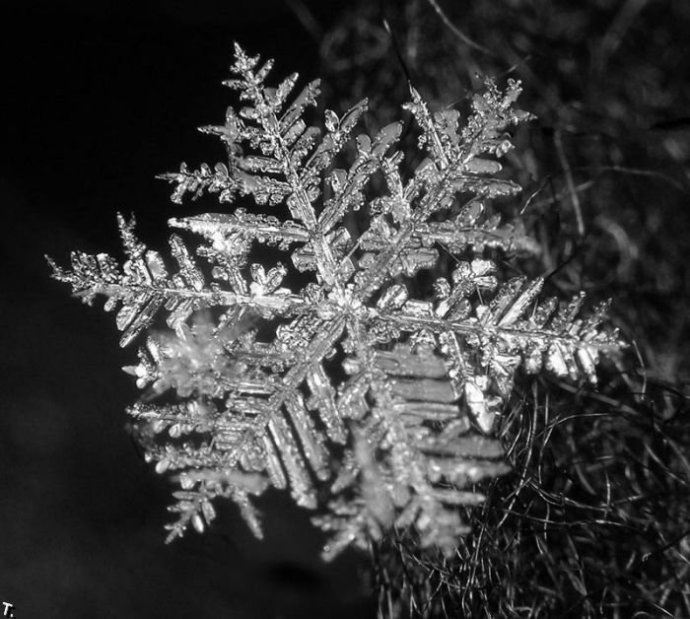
[169,211,310,247]
[47,213,310,345]
[360,212,539,261]
[369,270,620,432]
[318,318,514,557]
[160,44,370,290]
[352,83,533,299]
[370,287,619,373]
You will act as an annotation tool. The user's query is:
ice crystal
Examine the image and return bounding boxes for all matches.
[48,44,623,559]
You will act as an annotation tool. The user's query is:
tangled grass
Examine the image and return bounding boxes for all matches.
[370,369,690,617]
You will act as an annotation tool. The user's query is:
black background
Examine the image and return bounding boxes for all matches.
[0,1,376,617]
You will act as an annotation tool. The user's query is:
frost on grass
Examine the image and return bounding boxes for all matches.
[48,45,623,560]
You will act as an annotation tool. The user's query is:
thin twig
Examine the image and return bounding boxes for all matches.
[590,164,687,193]
[595,0,650,73]
[285,0,323,43]
[424,0,497,57]
[554,128,585,237]
[529,180,595,212]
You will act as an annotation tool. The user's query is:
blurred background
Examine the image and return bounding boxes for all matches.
[2,0,689,617]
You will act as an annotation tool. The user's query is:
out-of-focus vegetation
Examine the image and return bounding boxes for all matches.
[318,1,690,616]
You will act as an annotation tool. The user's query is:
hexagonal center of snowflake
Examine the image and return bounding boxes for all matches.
[317,286,363,320]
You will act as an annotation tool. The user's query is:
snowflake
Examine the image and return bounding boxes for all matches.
[48,45,623,559]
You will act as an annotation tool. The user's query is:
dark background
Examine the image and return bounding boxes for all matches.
[0,1,376,617]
